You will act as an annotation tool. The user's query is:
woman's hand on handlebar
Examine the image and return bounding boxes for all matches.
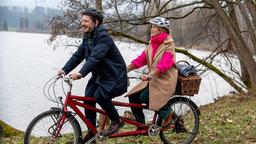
[128,75,152,81]
[140,74,152,81]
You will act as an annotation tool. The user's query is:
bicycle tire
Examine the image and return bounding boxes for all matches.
[158,97,200,144]
[24,108,82,144]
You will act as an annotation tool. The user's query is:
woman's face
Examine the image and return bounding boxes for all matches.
[151,25,161,36]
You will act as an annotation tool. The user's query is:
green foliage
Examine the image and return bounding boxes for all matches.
[0,120,21,138]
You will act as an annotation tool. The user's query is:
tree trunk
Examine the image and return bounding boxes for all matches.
[237,1,256,54]
[96,0,103,11]
[204,0,256,91]
[228,3,252,89]
[240,61,252,88]
[245,0,256,53]
[245,0,256,30]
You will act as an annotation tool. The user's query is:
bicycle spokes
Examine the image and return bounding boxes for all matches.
[173,117,188,133]
[24,110,81,144]
[159,97,200,144]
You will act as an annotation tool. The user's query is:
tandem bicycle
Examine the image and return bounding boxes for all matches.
[24,75,200,144]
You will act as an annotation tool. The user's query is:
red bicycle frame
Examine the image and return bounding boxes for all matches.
[61,91,159,138]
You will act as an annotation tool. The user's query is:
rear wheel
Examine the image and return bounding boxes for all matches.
[24,109,82,144]
[158,97,200,144]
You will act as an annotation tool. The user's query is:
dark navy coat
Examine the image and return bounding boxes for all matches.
[62,25,128,98]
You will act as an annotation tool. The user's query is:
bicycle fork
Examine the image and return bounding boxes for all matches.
[50,112,67,142]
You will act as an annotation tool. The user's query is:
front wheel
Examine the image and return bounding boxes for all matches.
[24,108,82,144]
[158,97,200,144]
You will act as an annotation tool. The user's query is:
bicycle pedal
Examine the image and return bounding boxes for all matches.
[95,131,108,144]
[148,124,161,138]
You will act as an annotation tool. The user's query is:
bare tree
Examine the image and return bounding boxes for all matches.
[245,0,256,33]
[237,1,256,54]
[203,0,256,91]
[49,0,256,93]
[96,0,102,11]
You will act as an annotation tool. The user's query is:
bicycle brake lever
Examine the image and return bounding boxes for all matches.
[62,75,73,86]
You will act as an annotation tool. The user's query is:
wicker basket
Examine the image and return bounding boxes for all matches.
[174,61,202,96]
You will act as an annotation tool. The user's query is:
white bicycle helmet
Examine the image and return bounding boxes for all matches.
[149,17,170,29]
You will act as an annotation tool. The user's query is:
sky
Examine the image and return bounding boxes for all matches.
[0,0,62,9]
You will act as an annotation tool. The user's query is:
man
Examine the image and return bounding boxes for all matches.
[58,8,127,142]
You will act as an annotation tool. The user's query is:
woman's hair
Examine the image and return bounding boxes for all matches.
[155,26,170,34]
[160,27,170,34]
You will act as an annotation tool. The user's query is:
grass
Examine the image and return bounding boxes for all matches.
[193,93,256,144]
[1,93,256,144]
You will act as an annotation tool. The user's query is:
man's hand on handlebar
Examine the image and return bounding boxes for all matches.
[69,72,82,80]
[57,70,66,76]
[57,70,82,80]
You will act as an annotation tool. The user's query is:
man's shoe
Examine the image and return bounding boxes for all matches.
[162,112,175,127]
[102,119,124,136]
[81,131,95,143]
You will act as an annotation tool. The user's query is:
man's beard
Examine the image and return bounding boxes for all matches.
[82,26,94,33]
[81,22,97,34]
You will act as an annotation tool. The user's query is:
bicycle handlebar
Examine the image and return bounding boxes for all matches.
[57,74,73,92]
[128,76,141,80]
[128,76,151,81]
[58,75,150,88]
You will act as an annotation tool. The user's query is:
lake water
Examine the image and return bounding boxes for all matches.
[0,31,235,131]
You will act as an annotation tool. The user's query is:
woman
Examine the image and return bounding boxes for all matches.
[127,17,178,127]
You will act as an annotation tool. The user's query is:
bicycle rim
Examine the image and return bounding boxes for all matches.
[24,110,82,144]
[159,98,199,144]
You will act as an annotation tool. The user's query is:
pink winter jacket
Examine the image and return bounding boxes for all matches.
[131,33,175,74]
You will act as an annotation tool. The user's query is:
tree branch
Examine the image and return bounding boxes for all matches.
[108,30,148,44]
[176,47,244,93]
[104,1,205,24]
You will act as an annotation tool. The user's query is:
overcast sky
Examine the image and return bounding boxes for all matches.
[0,0,62,9]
